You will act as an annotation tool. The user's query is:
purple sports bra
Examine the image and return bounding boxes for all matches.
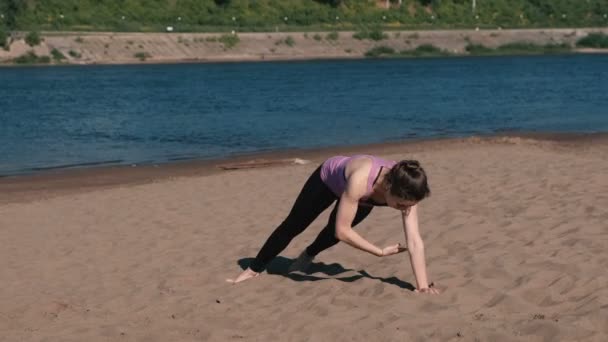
[320,155,396,204]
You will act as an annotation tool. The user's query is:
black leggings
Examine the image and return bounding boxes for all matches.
[249,165,373,273]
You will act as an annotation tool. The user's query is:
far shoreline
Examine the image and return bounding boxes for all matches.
[1,27,607,66]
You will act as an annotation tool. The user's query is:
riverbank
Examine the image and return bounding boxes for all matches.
[2,28,608,65]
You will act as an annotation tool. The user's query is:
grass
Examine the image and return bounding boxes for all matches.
[465,43,495,54]
[134,51,151,61]
[218,33,239,49]
[365,44,450,58]
[13,51,51,64]
[285,36,295,47]
[25,31,41,47]
[51,48,66,61]
[365,46,395,57]
[401,44,451,57]
[353,28,388,41]
[275,36,295,47]
[0,28,8,50]
[576,33,608,48]
[68,50,82,58]
[466,42,572,55]
[326,31,339,41]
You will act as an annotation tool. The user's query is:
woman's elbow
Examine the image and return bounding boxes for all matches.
[335,227,349,241]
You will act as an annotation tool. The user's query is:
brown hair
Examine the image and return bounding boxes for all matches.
[384,160,430,201]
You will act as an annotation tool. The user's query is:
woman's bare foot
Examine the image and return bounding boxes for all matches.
[226,268,260,284]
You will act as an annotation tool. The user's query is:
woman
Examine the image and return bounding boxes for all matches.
[228,154,439,294]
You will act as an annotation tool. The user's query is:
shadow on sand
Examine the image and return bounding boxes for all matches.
[237,256,415,291]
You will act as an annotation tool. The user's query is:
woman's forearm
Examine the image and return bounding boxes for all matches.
[408,244,430,289]
[336,227,383,256]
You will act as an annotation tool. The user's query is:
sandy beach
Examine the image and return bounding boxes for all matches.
[1,134,607,341]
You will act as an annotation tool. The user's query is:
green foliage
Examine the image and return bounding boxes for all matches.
[326,31,339,40]
[13,51,50,64]
[401,44,450,57]
[1,0,24,29]
[353,28,388,41]
[25,31,41,47]
[5,0,608,31]
[285,35,295,46]
[134,51,151,61]
[0,27,7,49]
[466,42,572,55]
[68,50,81,58]
[275,36,296,46]
[51,48,66,61]
[365,46,395,57]
[465,43,494,54]
[495,42,571,54]
[576,33,608,48]
[218,33,240,48]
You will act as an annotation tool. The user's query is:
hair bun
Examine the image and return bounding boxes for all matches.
[403,160,420,170]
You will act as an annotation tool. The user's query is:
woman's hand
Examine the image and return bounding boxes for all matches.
[414,282,440,294]
[380,243,408,256]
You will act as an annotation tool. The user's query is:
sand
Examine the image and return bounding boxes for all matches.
[1,135,607,341]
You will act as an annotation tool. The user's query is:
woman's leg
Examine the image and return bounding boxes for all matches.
[249,165,337,272]
[304,203,374,257]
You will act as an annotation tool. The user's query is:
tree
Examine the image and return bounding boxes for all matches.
[1,0,24,29]
[0,26,8,49]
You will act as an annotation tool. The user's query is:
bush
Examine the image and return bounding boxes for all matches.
[0,27,8,49]
[68,50,81,58]
[415,44,443,54]
[365,46,395,57]
[576,33,608,48]
[13,51,50,64]
[465,43,494,55]
[134,52,151,61]
[401,44,449,57]
[313,34,322,41]
[353,28,388,41]
[25,31,41,47]
[218,33,239,49]
[466,42,571,56]
[51,48,66,61]
[285,36,295,47]
[539,43,572,54]
[496,42,571,54]
[326,31,339,41]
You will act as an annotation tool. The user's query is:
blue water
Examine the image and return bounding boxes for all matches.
[1,55,608,176]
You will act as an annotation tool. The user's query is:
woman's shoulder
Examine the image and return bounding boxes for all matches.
[348,154,374,166]
[345,156,374,179]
